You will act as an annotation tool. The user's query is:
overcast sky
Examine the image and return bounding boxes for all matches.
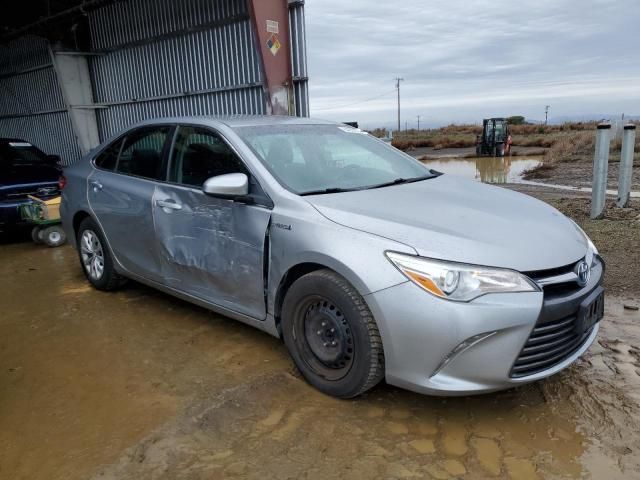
[304,0,640,129]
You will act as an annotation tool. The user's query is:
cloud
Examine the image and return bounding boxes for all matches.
[304,0,640,127]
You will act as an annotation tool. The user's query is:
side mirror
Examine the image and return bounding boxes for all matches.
[45,154,61,165]
[203,173,249,198]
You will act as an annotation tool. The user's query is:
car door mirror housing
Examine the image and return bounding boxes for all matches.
[203,173,249,198]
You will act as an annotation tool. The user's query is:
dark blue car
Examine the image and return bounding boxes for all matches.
[0,139,62,232]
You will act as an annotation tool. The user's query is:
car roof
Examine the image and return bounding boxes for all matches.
[128,115,339,129]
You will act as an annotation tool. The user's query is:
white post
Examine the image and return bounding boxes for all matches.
[617,124,636,208]
[591,123,611,219]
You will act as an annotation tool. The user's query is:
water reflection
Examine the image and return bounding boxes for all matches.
[420,156,542,184]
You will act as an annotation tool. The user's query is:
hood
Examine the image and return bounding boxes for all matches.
[306,175,587,272]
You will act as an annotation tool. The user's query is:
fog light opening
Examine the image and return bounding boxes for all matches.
[429,331,497,378]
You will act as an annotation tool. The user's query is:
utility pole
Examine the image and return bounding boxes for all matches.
[544,105,550,125]
[395,77,404,132]
[416,115,421,131]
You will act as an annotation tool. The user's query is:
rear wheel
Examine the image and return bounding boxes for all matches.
[281,269,385,398]
[77,217,126,290]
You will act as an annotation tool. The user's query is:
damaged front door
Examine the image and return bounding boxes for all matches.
[153,126,271,320]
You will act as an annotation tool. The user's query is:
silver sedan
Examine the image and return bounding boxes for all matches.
[60,116,604,398]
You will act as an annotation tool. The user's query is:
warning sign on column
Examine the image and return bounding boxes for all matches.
[266,20,279,34]
[266,33,281,56]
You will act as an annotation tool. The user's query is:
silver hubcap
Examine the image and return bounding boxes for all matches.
[80,230,105,281]
[49,231,61,243]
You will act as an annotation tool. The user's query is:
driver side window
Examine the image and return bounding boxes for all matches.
[168,127,248,187]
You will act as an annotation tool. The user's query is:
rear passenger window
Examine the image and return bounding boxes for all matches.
[94,139,122,170]
[116,127,170,180]
[168,127,248,187]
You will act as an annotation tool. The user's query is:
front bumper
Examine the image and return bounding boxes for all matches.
[365,258,604,396]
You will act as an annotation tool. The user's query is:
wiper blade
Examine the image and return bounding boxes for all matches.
[299,187,360,196]
[366,174,434,190]
[299,173,438,196]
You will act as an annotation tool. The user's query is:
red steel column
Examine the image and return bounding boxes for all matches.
[248,0,292,115]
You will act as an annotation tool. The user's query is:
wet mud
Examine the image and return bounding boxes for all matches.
[1,237,639,479]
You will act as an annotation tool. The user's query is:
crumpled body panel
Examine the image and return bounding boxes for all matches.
[153,185,271,319]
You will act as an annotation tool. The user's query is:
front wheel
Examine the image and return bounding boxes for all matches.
[281,269,385,398]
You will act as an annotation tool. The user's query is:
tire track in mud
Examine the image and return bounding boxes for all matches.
[91,299,640,480]
[539,298,640,477]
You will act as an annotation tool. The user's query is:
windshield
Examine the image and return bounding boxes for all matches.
[234,124,435,194]
[0,141,48,166]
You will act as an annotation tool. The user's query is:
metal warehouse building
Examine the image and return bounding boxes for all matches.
[0,0,309,165]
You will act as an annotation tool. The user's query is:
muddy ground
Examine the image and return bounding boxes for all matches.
[522,157,640,191]
[1,189,639,480]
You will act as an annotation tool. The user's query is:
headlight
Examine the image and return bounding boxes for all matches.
[386,252,539,302]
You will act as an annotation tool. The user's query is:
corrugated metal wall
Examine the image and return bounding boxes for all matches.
[0,36,82,165]
[0,0,310,165]
[89,0,271,141]
[289,0,309,117]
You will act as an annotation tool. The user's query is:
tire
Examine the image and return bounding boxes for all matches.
[42,225,66,247]
[281,269,385,398]
[76,217,126,291]
[31,226,43,244]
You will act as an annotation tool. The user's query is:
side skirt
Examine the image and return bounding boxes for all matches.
[117,267,281,339]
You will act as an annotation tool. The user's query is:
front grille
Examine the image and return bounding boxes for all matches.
[510,314,594,378]
[524,260,583,298]
[511,256,604,379]
[525,261,577,281]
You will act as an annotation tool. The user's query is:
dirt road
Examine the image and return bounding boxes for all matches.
[524,159,640,190]
[1,192,639,479]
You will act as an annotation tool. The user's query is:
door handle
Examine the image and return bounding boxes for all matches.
[90,180,103,191]
[156,199,183,211]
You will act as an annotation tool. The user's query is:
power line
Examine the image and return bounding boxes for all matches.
[313,90,397,111]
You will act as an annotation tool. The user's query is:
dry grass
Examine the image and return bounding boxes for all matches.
[545,132,594,163]
[388,121,640,154]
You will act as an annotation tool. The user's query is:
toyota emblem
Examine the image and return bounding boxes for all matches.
[576,261,590,287]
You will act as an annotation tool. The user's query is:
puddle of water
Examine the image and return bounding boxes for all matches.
[420,156,542,184]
